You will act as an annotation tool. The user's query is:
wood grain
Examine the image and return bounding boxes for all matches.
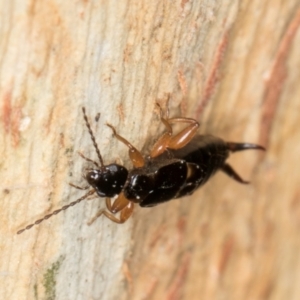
[0,0,299,299]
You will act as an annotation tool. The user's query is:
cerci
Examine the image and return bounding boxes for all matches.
[17,105,264,234]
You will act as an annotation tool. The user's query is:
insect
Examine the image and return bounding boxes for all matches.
[17,105,265,234]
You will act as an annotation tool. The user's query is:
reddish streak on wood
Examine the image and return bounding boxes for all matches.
[177,69,188,97]
[2,88,22,146]
[291,189,300,209]
[44,106,54,135]
[180,0,189,9]
[11,107,22,147]
[117,103,125,123]
[166,253,191,300]
[218,235,235,274]
[59,133,65,147]
[122,261,133,295]
[142,277,158,300]
[123,44,133,63]
[149,224,167,248]
[178,69,188,116]
[260,8,300,147]
[176,217,187,246]
[2,89,12,133]
[195,30,229,120]
[290,189,300,226]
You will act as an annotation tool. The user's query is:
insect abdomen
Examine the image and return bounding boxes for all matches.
[171,135,229,198]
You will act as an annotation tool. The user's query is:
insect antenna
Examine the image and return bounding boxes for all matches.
[17,189,96,234]
[82,107,104,167]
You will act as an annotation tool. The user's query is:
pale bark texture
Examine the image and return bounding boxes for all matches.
[0,0,300,299]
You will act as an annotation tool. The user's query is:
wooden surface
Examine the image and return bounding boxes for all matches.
[0,0,300,299]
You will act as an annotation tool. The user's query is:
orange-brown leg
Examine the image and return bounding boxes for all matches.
[106,123,145,168]
[150,103,173,157]
[87,192,134,225]
[167,117,199,148]
[150,103,199,157]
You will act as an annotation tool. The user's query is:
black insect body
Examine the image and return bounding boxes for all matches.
[123,134,264,208]
[169,135,253,198]
[86,165,128,198]
[123,156,188,206]
[17,105,265,234]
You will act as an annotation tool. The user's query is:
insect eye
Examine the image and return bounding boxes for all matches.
[86,165,128,198]
[85,170,99,183]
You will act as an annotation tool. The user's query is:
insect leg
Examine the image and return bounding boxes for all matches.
[106,123,145,168]
[221,163,249,184]
[167,117,199,149]
[150,103,173,157]
[150,103,199,157]
[87,193,134,225]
